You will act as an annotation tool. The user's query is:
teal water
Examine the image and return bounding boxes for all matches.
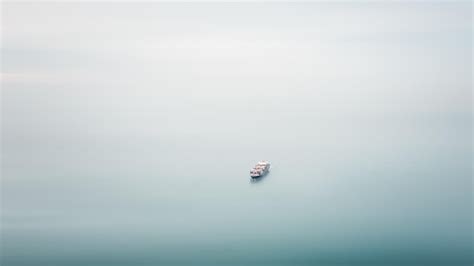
[1,2,472,266]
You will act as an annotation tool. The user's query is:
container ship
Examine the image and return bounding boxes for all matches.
[250,161,271,178]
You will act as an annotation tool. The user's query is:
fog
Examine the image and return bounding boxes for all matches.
[1,2,472,265]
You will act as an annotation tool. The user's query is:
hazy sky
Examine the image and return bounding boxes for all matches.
[1,2,472,265]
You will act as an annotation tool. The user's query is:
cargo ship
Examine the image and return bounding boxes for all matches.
[250,161,271,178]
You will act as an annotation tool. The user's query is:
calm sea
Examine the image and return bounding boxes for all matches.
[2,2,472,266]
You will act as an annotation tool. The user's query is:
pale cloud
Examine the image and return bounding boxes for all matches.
[1,72,51,83]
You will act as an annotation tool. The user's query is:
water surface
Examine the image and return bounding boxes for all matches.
[1,2,472,265]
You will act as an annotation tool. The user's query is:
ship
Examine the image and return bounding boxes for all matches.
[250,161,271,178]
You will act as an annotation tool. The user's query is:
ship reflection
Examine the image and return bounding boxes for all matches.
[249,173,269,184]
